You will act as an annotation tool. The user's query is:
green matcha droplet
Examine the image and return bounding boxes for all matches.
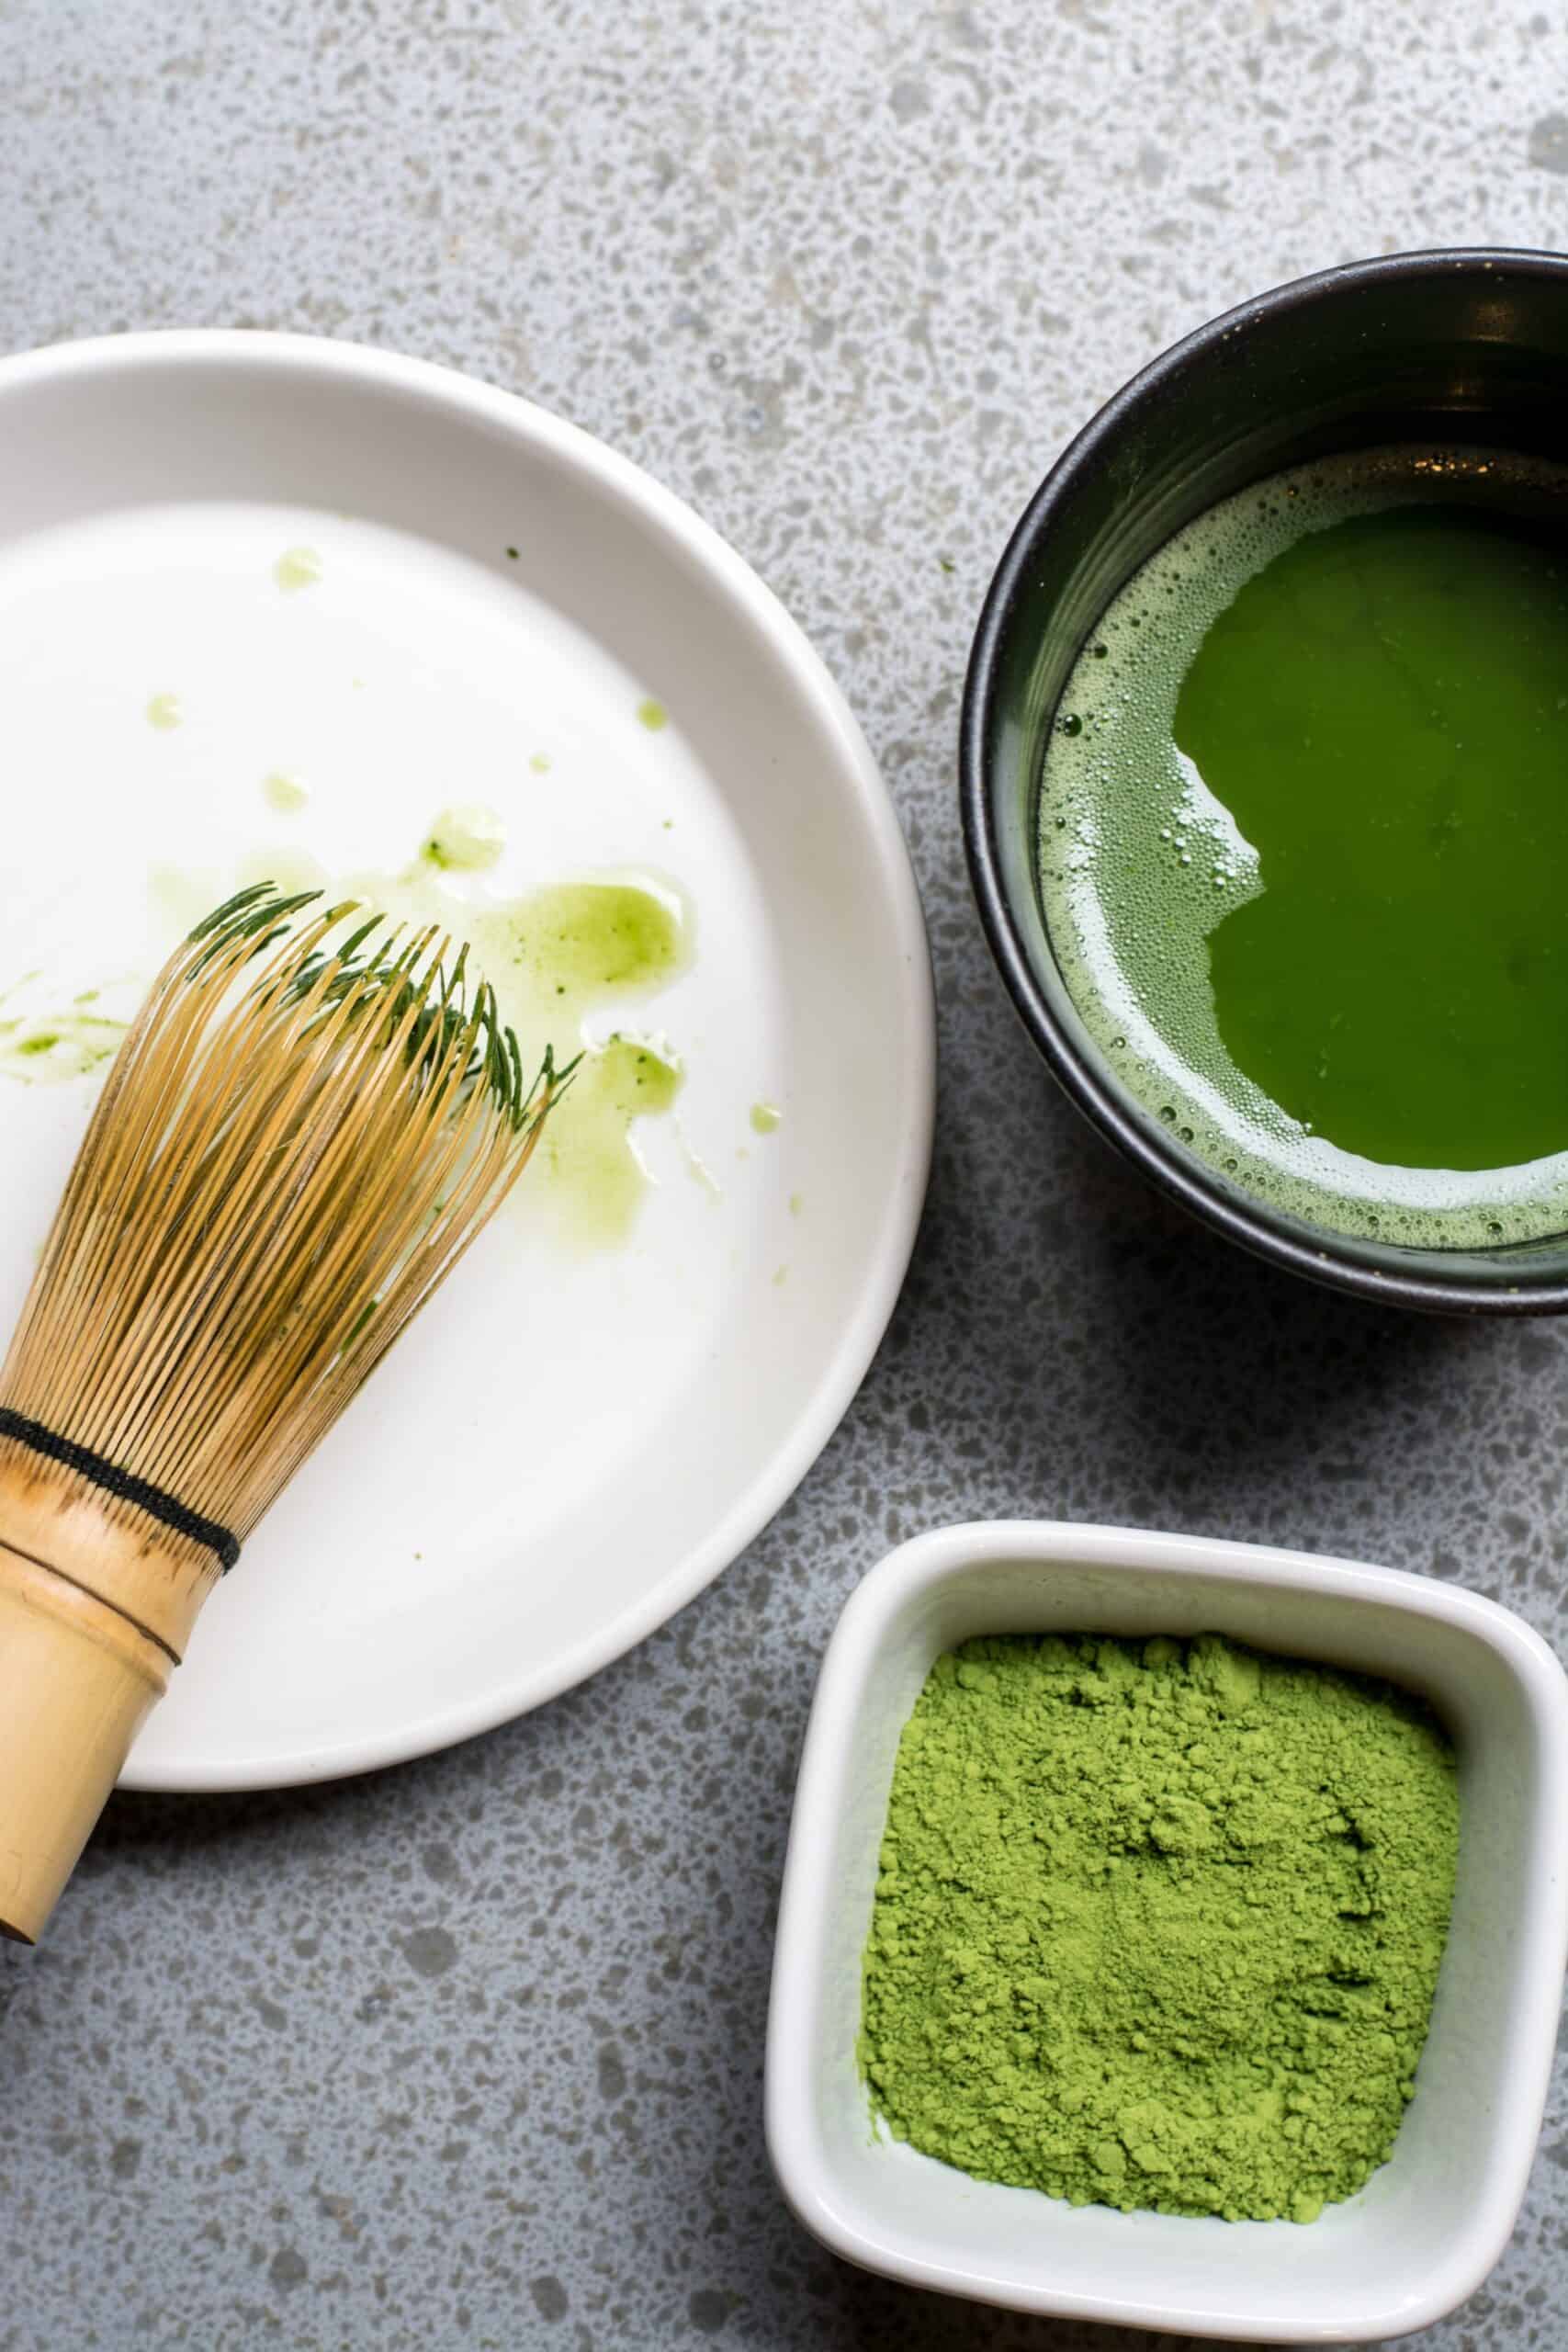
[422,805,506,872]
[275,545,323,593]
[262,770,310,814]
[0,1003,128,1085]
[538,1035,683,1249]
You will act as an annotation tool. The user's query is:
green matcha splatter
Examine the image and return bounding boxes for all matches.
[477,880,682,1001]
[151,848,331,944]
[473,881,692,1244]
[144,841,694,1251]
[538,1035,683,1248]
[862,1632,1459,2225]
[0,1006,128,1084]
[148,863,219,937]
[529,752,552,774]
[262,770,310,813]
[275,545,323,593]
[333,854,693,1250]
[637,697,668,731]
[422,804,506,872]
[750,1101,783,1135]
[234,847,330,902]
[145,692,183,731]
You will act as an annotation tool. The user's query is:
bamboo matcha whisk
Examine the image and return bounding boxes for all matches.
[0,884,560,1943]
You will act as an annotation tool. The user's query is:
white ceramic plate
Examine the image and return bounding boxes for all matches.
[0,332,933,1791]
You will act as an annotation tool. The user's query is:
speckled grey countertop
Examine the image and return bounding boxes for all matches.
[4,2,1568,2346]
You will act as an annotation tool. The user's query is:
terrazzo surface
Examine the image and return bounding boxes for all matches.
[4,0,1568,2344]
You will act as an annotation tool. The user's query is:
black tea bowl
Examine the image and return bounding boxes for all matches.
[961,247,1568,1315]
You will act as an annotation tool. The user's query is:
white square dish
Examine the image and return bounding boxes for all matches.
[765,1521,1568,2343]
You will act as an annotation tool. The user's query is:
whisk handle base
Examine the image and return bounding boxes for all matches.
[0,1540,170,1943]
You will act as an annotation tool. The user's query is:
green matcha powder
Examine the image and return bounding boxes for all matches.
[860,1633,1459,2223]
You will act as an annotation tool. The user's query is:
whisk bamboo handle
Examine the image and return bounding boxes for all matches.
[0,1458,218,1943]
[0,1542,169,1943]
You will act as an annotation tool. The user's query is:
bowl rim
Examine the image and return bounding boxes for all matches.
[766,1518,1568,2341]
[959,244,1568,1317]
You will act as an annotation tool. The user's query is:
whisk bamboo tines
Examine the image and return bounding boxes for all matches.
[0,884,559,1942]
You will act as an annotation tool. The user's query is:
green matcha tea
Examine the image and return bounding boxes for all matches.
[1038,447,1568,1247]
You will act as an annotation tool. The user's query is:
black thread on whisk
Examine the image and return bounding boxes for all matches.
[0,1408,242,1572]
